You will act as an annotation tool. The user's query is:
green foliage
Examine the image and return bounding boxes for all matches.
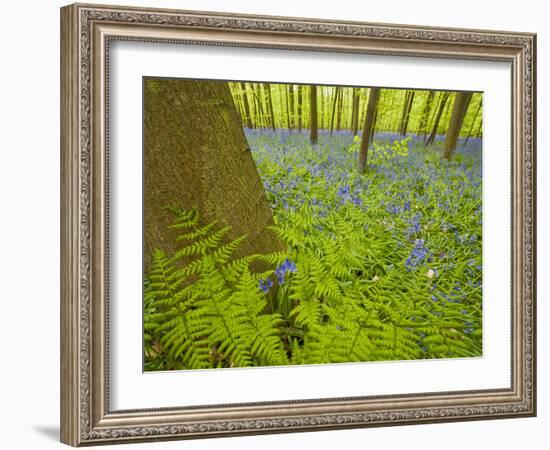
[144,208,289,370]
[145,133,482,371]
[228,82,482,139]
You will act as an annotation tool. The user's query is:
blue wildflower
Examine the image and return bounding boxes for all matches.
[405,239,430,271]
[259,277,273,293]
[275,258,297,285]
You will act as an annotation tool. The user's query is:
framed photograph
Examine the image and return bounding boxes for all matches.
[60,3,536,446]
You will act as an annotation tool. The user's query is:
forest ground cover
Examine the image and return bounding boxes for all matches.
[144,128,483,370]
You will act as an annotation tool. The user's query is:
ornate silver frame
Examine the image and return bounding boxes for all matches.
[60,3,536,446]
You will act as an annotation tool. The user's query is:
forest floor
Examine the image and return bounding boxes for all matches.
[144,130,483,370]
[247,129,483,363]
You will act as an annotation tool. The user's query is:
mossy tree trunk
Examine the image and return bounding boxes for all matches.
[143,78,285,271]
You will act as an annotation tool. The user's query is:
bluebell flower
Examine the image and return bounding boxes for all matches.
[275,258,297,285]
[405,239,430,271]
[259,277,273,293]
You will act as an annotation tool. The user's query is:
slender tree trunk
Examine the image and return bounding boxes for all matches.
[288,85,295,131]
[443,91,473,159]
[310,85,318,144]
[264,84,276,130]
[351,88,359,135]
[282,86,290,131]
[239,82,254,129]
[383,91,395,132]
[370,109,378,142]
[425,92,450,146]
[336,89,344,131]
[462,97,482,148]
[391,90,401,132]
[297,85,303,132]
[441,95,454,134]
[399,91,411,135]
[418,91,435,137]
[400,91,415,135]
[329,87,339,135]
[358,87,381,172]
[252,85,266,128]
[426,93,442,136]
[143,78,284,271]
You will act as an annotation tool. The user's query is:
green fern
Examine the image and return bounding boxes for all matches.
[144,208,288,370]
[145,199,482,370]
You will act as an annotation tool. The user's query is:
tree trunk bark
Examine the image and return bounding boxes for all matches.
[351,88,359,136]
[418,91,435,138]
[239,82,254,129]
[358,87,380,172]
[425,92,450,146]
[288,85,295,131]
[336,88,344,131]
[143,78,285,270]
[399,91,410,135]
[462,97,482,148]
[252,85,265,128]
[310,85,318,144]
[297,85,303,132]
[329,87,338,135]
[443,91,473,160]
[400,91,415,136]
[263,84,276,130]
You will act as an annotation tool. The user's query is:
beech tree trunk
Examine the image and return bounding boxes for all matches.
[462,97,482,148]
[239,82,254,129]
[297,86,303,132]
[288,85,295,130]
[336,89,344,131]
[143,78,285,270]
[351,88,359,136]
[418,91,435,138]
[400,91,415,136]
[425,92,450,146]
[310,85,318,144]
[358,87,380,172]
[443,91,473,160]
[264,84,276,130]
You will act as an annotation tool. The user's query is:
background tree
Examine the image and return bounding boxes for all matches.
[358,87,381,172]
[228,81,482,145]
[310,85,318,144]
[418,91,435,138]
[443,91,473,159]
[263,83,276,130]
[462,96,482,148]
[297,85,303,131]
[351,88,360,136]
[239,82,254,129]
[425,92,451,146]
[399,91,415,136]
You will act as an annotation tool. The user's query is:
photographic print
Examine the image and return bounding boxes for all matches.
[61,4,536,444]
[143,78,483,371]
